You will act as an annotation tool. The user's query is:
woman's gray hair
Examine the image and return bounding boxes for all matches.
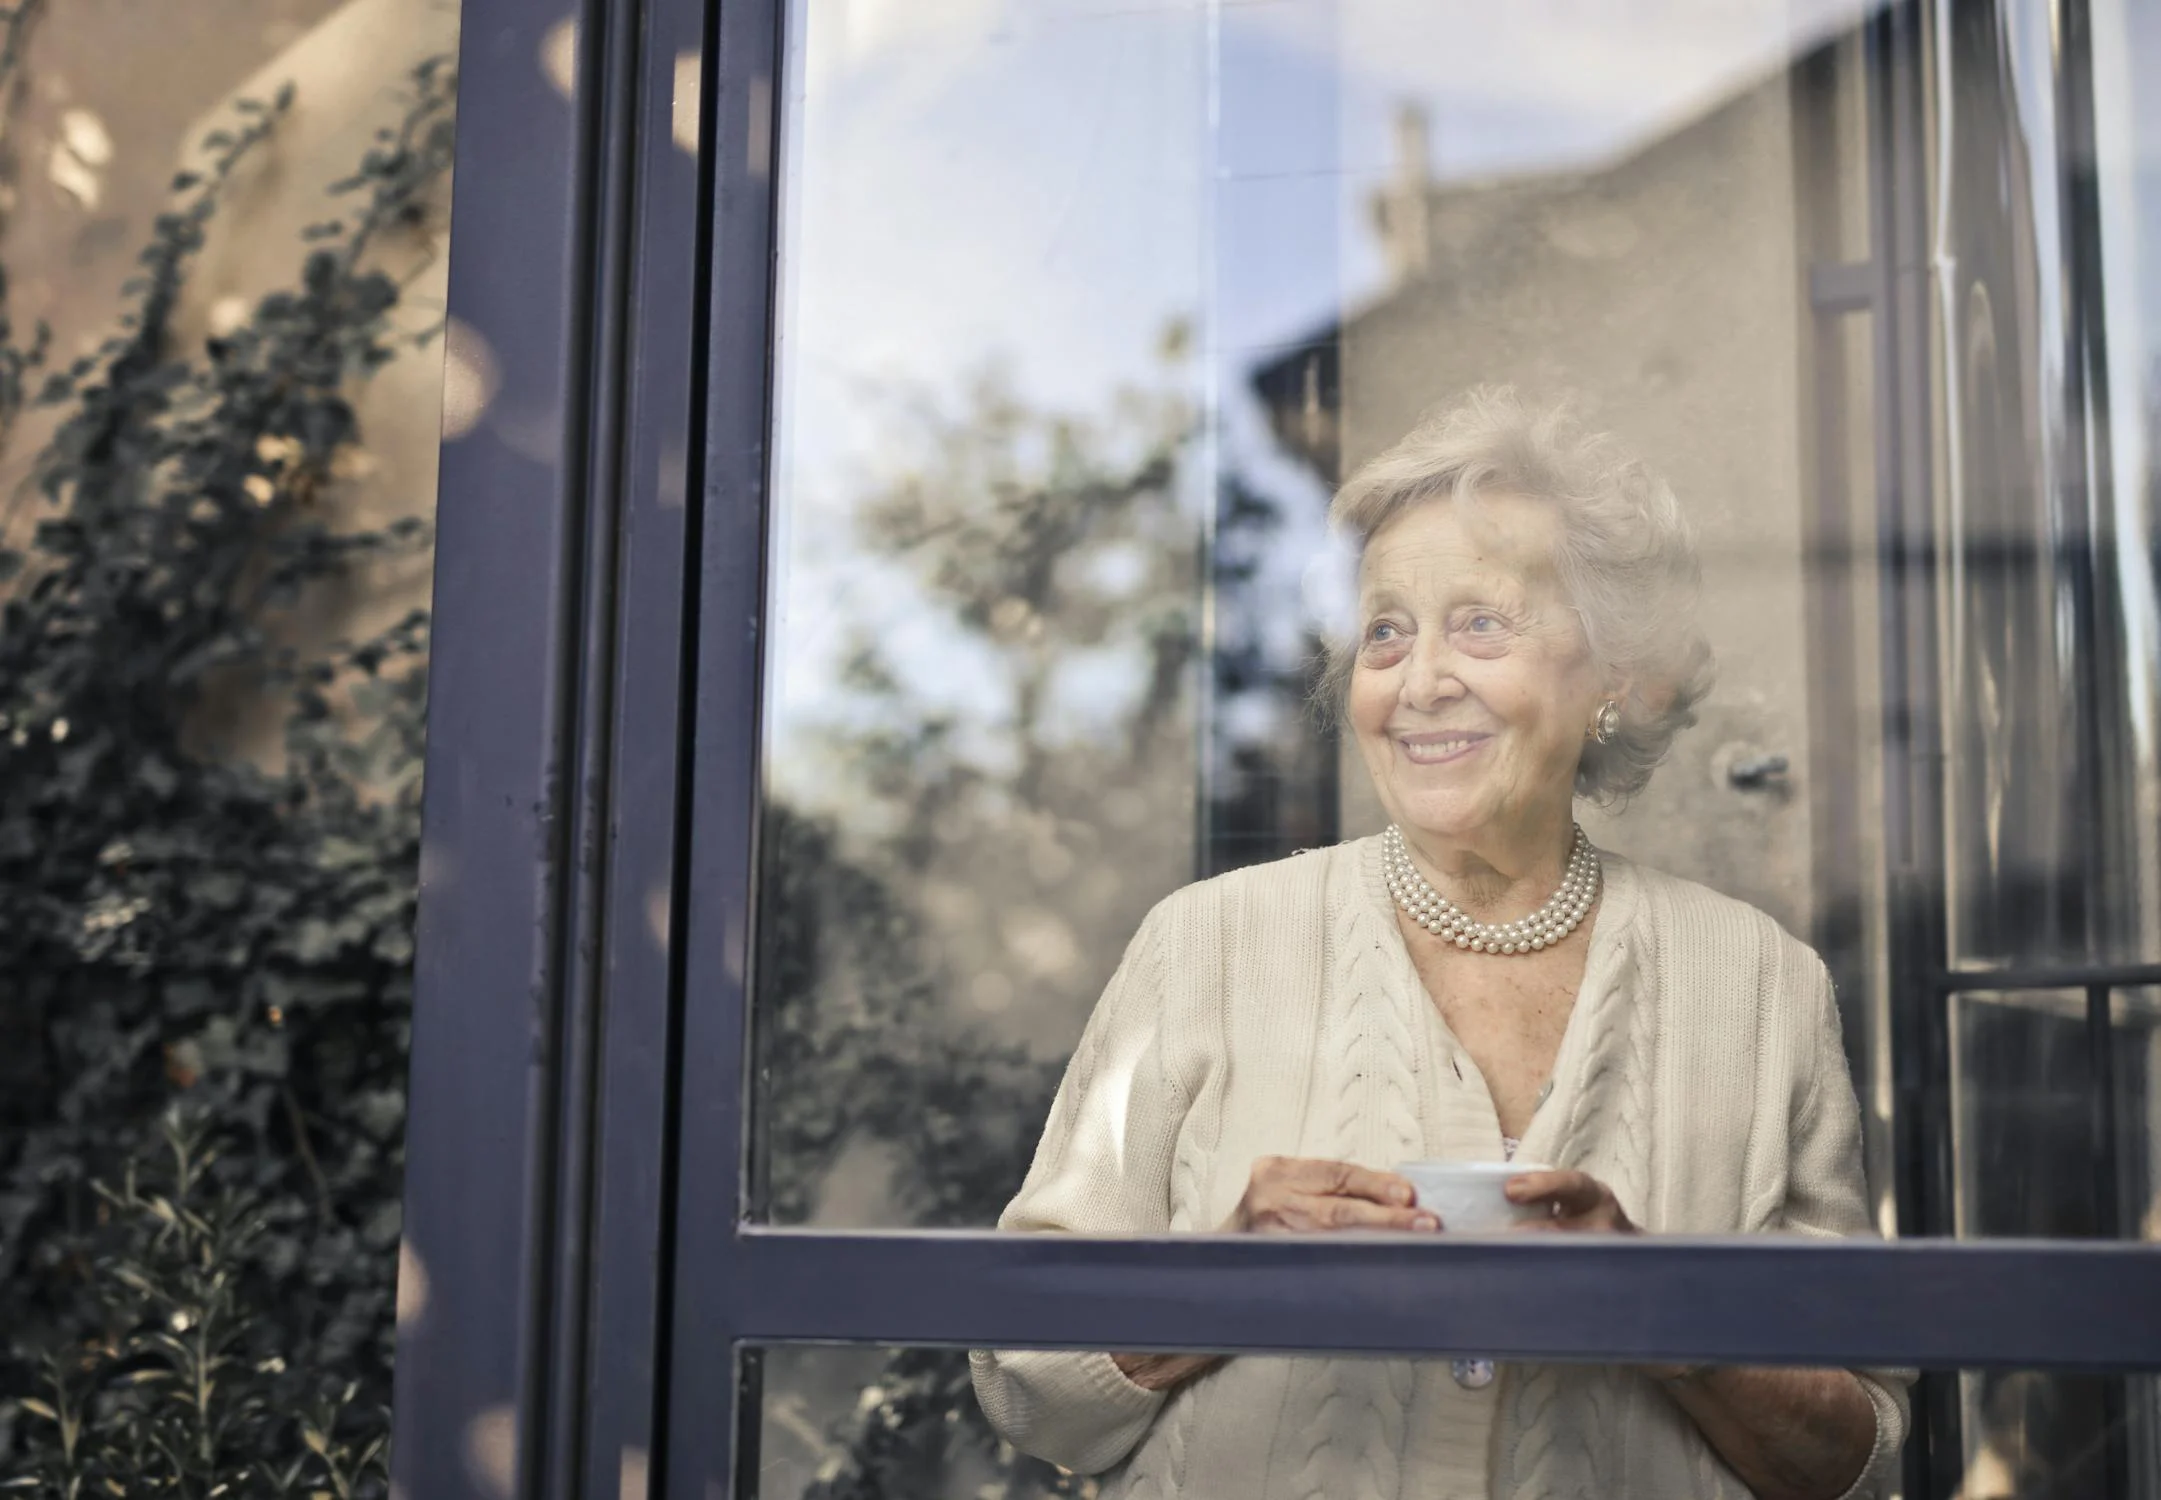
[1315,387,1714,804]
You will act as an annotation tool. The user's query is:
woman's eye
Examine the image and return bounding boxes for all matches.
[1367,621,1400,643]
[1463,613,1502,634]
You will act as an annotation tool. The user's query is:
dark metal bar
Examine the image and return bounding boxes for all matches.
[659,0,785,1492]
[2087,984,2124,1241]
[1862,6,1958,1495]
[718,1229,2161,1372]
[2085,979,2130,1500]
[1793,35,1885,1201]
[2087,979,2132,1500]
[1935,962,2161,993]
[577,0,714,1492]
[1866,0,1950,1245]
[536,0,647,1492]
[2051,0,2135,1489]
[391,0,610,1493]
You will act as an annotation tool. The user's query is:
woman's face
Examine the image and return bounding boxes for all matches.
[1348,494,1607,852]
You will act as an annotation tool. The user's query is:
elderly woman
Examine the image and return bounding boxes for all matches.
[969,390,1908,1500]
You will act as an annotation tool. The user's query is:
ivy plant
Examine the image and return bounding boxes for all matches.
[0,53,453,1477]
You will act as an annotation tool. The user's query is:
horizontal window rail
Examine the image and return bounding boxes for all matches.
[1933,963,2161,992]
[715,1228,2161,1371]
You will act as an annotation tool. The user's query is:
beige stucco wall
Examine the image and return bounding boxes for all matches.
[1333,74,1820,935]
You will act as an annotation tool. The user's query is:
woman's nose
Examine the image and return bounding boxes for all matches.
[1400,638,1464,710]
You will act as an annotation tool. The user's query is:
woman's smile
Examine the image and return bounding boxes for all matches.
[1347,494,1606,855]
[1396,729,1491,765]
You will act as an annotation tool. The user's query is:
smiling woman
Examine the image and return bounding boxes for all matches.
[1321,387,1716,810]
[970,391,1905,1499]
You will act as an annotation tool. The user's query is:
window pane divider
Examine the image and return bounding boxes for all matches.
[710,1226,2161,1371]
[1934,963,2161,992]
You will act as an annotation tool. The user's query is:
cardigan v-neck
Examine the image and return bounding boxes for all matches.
[1364,843,1644,1181]
[972,834,1907,1500]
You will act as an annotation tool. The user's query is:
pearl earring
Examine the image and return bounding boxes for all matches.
[1589,700,1621,745]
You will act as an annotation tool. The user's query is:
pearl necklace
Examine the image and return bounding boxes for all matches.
[1381,824,1600,954]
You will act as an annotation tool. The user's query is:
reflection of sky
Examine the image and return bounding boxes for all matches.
[779,0,2161,813]
[779,0,1886,464]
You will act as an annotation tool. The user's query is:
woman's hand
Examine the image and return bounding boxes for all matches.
[1502,1169,1873,1498]
[1502,1168,1639,1233]
[1226,1156,1438,1234]
[1112,1158,1432,1396]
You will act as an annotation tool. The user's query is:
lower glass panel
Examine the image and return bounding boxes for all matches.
[2120,990,2161,1243]
[1951,990,2104,1239]
[1949,989,2161,1243]
[1956,1370,2161,1500]
[751,1345,2161,1500]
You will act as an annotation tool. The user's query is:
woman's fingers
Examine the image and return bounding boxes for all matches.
[1310,1194,1437,1232]
[1237,1156,1436,1232]
[1321,1160,1420,1208]
[1251,1195,1434,1233]
[1504,1169,1636,1232]
[1261,1156,1416,1207]
[1505,1169,1596,1211]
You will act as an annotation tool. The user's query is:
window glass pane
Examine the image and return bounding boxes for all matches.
[1942,984,2161,1244]
[2088,0,2161,970]
[1938,0,2161,971]
[750,1345,2161,1500]
[1950,989,2106,1238]
[753,0,2161,1257]
[2119,988,2161,1242]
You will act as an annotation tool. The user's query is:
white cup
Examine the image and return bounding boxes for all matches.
[1394,1160,1553,1232]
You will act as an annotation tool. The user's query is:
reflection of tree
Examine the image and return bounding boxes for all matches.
[767,356,1326,1496]
[777,365,1206,1108]
[765,365,1203,1497]
[757,806,1056,1229]
[826,370,1198,855]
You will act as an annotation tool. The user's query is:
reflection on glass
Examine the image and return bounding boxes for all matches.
[756,0,2158,1350]
[1949,986,2161,1244]
[753,1348,2161,1500]
[755,2,2161,1492]
[1941,983,2161,1495]
[2118,989,2161,1243]
[761,0,1905,1221]
[1949,989,2104,1240]
[2089,0,2161,970]
[1937,0,2161,969]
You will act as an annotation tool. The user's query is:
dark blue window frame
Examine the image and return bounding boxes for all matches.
[393,2,2161,1498]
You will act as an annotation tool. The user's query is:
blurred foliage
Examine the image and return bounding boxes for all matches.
[4,1114,389,1500]
[0,53,454,1482]
[759,808,1061,1233]
[767,372,1215,1500]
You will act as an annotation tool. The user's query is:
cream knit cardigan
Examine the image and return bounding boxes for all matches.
[970,834,1909,1500]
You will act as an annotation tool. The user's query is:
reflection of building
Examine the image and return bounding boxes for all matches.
[1253,76,1828,935]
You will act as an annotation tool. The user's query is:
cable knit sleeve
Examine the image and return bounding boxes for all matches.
[969,903,1188,1475]
[1779,956,1913,1500]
